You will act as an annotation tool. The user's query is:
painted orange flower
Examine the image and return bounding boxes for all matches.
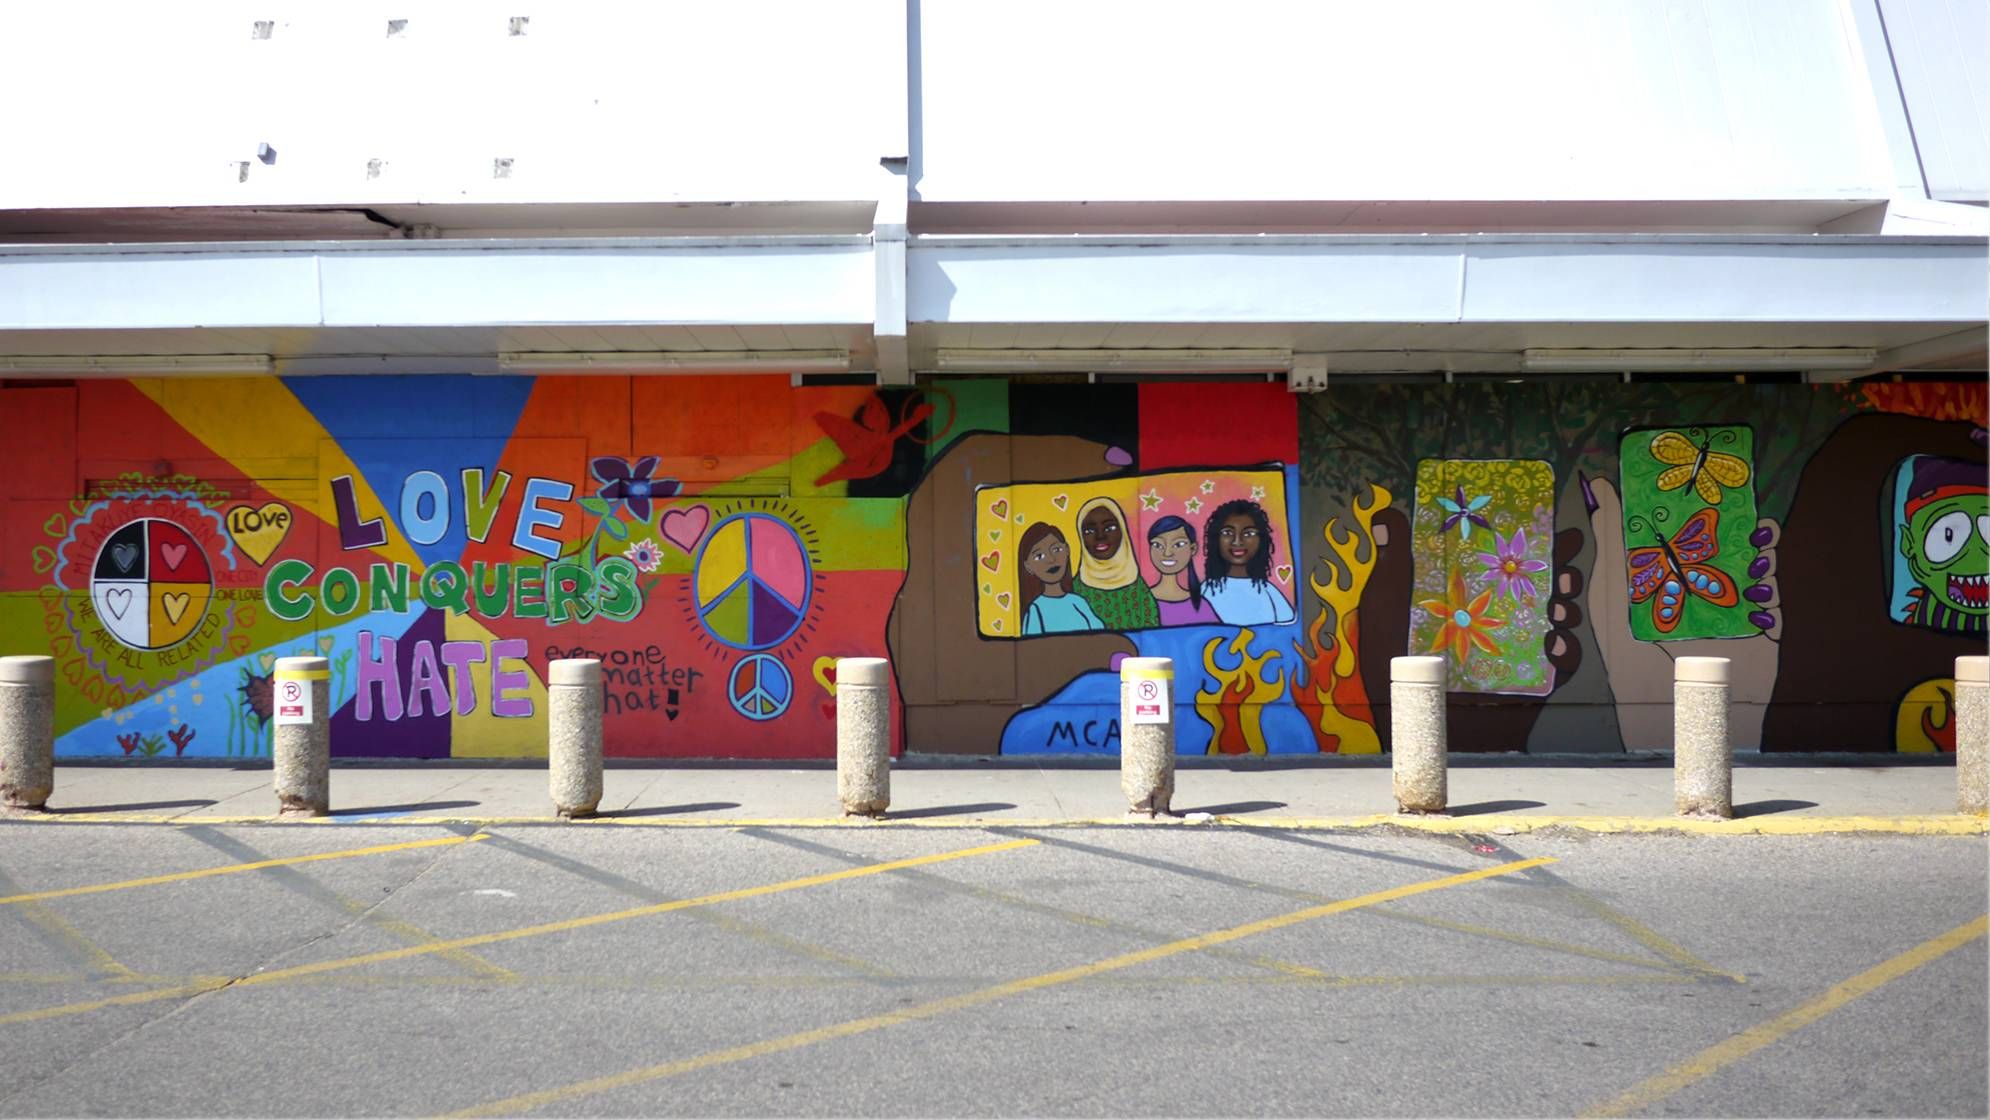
[1420,569,1505,663]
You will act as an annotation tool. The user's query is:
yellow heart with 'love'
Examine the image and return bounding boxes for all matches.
[226,502,293,566]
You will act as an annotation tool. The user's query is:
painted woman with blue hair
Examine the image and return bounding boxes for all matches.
[1146,515,1220,626]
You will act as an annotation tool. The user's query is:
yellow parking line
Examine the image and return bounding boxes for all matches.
[8,901,141,983]
[1583,914,1989,1117]
[441,855,1553,1117]
[0,837,1038,1028]
[1368,908,1695,975]
[1551,883,1741,982]
[0,834,488,906]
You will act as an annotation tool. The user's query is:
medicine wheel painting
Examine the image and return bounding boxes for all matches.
[693,513,812,650]
[88,518,214,651]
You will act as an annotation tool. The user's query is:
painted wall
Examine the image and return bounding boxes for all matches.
[1296,379,1988,754]
[3,376,1983,759]
[0,375,913,760]
[896,379,1986,757]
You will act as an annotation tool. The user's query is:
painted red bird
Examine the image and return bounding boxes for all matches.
[813,394,932,486]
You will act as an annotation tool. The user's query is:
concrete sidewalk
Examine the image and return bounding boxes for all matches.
[10,757,1984,834]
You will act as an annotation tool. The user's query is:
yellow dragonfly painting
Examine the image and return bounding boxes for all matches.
[1649,428,1751,505]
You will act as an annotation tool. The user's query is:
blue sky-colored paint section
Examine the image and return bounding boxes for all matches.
[53,609,421,758]
[283,376,535,569]
[1888,455,1921,623]
[999,623,1316,756]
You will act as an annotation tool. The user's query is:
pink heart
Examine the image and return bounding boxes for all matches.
[160,543,188,572]
[660,505,711,553]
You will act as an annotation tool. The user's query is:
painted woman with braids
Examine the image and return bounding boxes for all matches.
[1200,498,1295,625]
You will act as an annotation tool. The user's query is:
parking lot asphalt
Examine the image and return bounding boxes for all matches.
[0,822,1982,1117]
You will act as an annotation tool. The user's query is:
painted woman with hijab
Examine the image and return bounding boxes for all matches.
[1146,515,1220,626]
[1072,495,1161,630]
[1201,498,1296,625]
[1017,521,1106,635]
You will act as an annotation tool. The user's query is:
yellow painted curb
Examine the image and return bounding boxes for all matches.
[4,811,1984,835]
[1234,814,1990,837]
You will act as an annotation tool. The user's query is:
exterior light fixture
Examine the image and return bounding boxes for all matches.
[1520,348,1878,373]
[0,355,275,376]
[932,348,1292,374]
[494,350,851,375]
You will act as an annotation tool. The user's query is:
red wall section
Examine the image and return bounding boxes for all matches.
[1137,382,1299,469]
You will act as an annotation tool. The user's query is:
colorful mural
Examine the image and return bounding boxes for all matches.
[0,376,910,759]
[1410,459,1555,695]
[1885,454,1988,635]
[1616,425,1761,641]
[975,468,1296,636]
[4,374,1983,758]
[1301,380,1986,754]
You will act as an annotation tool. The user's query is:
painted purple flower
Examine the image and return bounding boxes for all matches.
[1437,485,1491,541]
[590,456,678,521]
[1475,527,1549,602]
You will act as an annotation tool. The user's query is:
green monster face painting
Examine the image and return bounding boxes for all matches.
[1897,459,1989,630]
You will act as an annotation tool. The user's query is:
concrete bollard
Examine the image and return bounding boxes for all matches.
[549,659,604,819]
[1120,657,1175,818]
[836,657,891,818]
[272,656,331,816]
[1391,656,1447,814]
[1957,656,1988,817]
[1673,656,1732,819]
[0,656,56,812]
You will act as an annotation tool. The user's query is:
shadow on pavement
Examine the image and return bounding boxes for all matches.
[599,801,742,818]
[329,800,482,817]
[1448,799,1548,816]
[1177,800,1288,816]
[887,802,1019,820]
[1734,799,1820,818]
[46,799,218,814]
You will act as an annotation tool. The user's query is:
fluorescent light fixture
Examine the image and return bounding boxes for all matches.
[496,350,850,375]
[1521,348,1877,373]
[933,348,1292,374]
[0,354,274,376]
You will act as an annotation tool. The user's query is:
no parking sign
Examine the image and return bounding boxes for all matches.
[274,675,313,725]
[1128,674,1170,725]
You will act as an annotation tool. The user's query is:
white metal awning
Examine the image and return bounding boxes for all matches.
[906,234,1988,376]
[0,232,1981,379]
[0,235,880,374]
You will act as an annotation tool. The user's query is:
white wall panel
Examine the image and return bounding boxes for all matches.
[0,1,899,210]
[914,0,1897,202]
[1879,0,1990,200]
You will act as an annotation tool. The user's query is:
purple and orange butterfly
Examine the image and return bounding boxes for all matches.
[1626,507,1740,634]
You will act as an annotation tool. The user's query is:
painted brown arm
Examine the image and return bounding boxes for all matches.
[891,434,1136,751]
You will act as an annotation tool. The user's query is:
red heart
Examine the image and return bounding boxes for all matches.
[981,550,1001,571]
[823,665,836,684]
[820,702,836,720]
[990,498,1008,520]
